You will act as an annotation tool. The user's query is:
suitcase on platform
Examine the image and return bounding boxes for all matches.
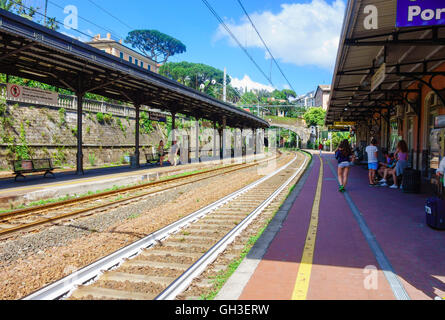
[425,198,445,230]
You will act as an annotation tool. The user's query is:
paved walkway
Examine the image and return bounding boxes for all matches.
[217,152,445,300]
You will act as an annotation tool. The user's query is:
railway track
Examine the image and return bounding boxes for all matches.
[23,151,309,300]
[0,155,279,238]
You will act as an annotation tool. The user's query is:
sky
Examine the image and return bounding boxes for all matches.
[32,0,346,96]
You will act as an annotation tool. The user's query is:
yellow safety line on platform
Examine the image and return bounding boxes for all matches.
[291,156,323,300]
[0,167,180,195]
[0,173,141,195]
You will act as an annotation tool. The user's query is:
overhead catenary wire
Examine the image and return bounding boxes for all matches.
[201,0,275,88]
[9,0,97,41]
[47,0,124,41]
[85,0,134,31]
[236,0,297,94]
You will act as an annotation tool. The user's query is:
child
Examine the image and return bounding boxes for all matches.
[366,138,379,186]
[378,153,394,179]
[380,140,408,189]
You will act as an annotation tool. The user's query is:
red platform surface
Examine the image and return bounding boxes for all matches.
[239,155,445,300]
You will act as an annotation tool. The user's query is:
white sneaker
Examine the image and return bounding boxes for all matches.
[379,178,386,183]
[390,184,398,189]
[380,182,388,187]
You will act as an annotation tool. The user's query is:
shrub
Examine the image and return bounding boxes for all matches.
[16,123,30,160]
[89,153,96,167]
[58,108,66,127]
[104,113,113,124]
[117,118,126,133]
[140,111,154,134]
[71,126,78,137]
[96,112,104,124]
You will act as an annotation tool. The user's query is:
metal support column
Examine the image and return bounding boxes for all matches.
[134,103,140,168]
[220,117,226,160]
[171,112,176,143]
[195,119,199,162]
[253,128,257,155]
[75,78,84,175]
[213,121,218,159]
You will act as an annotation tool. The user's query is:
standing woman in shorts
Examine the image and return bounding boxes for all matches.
[366,138,379,186]
[158,140,165,166]
[392,140,409,189]
[335,139,354,192]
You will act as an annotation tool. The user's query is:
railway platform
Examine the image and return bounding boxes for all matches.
[0,154,265,210]
[216,152,445,300]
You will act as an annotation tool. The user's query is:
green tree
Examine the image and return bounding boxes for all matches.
[0,0,57,30]
[282,89,296,99]
[303,107,326,127]
[0,0,36,19]
[272,90,287,101]
[159,61,231,97]
[125,30,186,64]
[238,91,259,106]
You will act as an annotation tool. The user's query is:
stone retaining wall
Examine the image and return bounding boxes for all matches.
[0,102,166,170]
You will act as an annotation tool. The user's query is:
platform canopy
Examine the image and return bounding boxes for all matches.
[0,9,269,129]
[327,0,445,124]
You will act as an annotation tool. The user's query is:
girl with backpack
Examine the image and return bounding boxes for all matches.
[335,139,354,192]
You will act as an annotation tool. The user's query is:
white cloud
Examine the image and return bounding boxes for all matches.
[231,74,275,92]
[215,0,345,70]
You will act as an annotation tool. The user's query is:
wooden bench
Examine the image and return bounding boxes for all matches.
[145,152,161,165]
[11,159,58,182]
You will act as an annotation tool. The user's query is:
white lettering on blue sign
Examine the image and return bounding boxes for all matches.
[398,1,445,27]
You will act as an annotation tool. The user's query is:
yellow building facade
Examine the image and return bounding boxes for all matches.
[87,33,159,73]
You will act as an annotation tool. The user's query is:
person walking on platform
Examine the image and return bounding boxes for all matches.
[318,142,323,156]
[169,140,179,166]
[335,139,353,193]
[366,138,379,186]
[158,140,165,167]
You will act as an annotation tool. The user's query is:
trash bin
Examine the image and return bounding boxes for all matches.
[130,155,138,168]
[402,168,421,193]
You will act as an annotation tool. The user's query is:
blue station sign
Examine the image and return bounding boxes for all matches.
[397,0,445,28]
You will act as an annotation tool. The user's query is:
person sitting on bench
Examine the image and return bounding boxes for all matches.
[379,158,397,187]
[379,140,408,189]
[377,152,394,179]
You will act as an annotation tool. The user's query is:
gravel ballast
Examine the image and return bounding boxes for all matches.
[0,155,292,300]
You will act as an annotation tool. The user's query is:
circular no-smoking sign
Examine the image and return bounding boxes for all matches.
[9,85,21,98]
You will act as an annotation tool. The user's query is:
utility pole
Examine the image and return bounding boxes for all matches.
[44,0,48,25]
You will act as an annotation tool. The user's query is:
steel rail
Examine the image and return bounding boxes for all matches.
[0,161,260,220]
[0,156,278,237]
[23,152,303,300]
[156,153,308,300]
